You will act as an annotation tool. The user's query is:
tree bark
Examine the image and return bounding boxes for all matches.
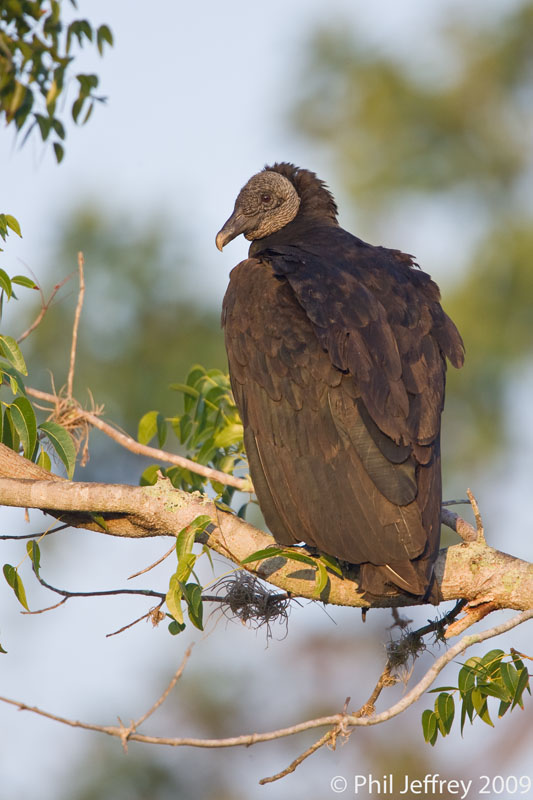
[0,443,531,610]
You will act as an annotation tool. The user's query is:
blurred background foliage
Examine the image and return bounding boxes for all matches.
[17,205,227,480]
[292,0,533,469]
[3,2,533,799]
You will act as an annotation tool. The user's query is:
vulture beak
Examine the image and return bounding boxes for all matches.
[216,210,251,251]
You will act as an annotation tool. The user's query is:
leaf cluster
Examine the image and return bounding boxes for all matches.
[0,246,76,477]
[165,515,213,635]
[138,365,248,508]
[422,648,531,745]
[0,0,113,162]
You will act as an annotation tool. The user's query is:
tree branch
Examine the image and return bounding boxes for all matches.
[0,443,532,611]
[0,609,530,758]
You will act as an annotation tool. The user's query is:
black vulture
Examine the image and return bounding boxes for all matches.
[216,163,464,601]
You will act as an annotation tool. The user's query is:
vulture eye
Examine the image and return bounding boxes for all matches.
[260,193,273,204]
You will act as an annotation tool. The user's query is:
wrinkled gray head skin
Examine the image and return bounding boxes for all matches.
[216,170,301,250]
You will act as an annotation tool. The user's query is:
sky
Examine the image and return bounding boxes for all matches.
[1,1,532,799]
[3,0,514,303]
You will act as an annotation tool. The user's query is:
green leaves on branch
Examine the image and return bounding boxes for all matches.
[241,546,342,598]
[139,365,248,508]
[3,563,29,611]
[0,3,113,161]
[422,649,531,746]
[2,542,40,619]
[38,421,76,479]
[0,214,22,252]
[0,305,76,473]
[166,515,212,635]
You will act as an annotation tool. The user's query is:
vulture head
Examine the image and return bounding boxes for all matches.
[215,163,338,250]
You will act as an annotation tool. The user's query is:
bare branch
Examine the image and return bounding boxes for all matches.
[106,603,165,638]
[133,645,193,730]
[0,610,530,759]
[17,273,73,344]
[441,507,477,542]
[259,728,339,784]
[67,252,85,400]
[128,543,176,580]
[467,487,485,542]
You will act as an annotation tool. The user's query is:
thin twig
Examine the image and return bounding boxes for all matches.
[442,499,471,507]
[134,645,193,730]
[441,507,477,542]
[17,274,74,343]
[106,602,165,638]
[25,385,251,491]
[22,597,68,615]
[259,728,338,784]
[128,544,176,580]
[67,252,85,400]
[467,488,485,542]
[0,523,69,540]
[33,570,165,603]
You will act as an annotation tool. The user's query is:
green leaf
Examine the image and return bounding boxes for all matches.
[499,661,519,695]
[5,215,22,238]
[139,464,161,486]
[175,552,196,584]
[0,641,7,654]
[3,563,29,611]
[176,515,211,562]
[184,582,204,630]
[0,363,26,395]
[137,410,166,446]
[421,709,438,744]
[511,666,530,710]
[9,396,37,459]
[435,692,455,735]
[26,540,40,576]
[37,449,52,471]
[2,408,20,452]
[240,546,285,565]
[0,335,27,375]
[281,550,318,567]
[460,690,473,734]
[11,275,38,289]
[39,421,76,479]
[458,664,476,695]
[471,687,493,727]
[89,513,109,532]
[97,24,114,55]
[0,269,13,299]
[319,553,343,577]
[213,423,244,449]
[476,681,510,702]
[166,574,184,624]
[201,544,215,572]
[498,699,511,717]
[168,620,186,635]
[53,142,64,163]
[314,559,329,597]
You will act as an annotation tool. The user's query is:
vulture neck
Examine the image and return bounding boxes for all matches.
[248,162,340,258]
[248,211,339,257]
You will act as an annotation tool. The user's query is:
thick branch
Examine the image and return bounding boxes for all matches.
[0,444,532,610]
